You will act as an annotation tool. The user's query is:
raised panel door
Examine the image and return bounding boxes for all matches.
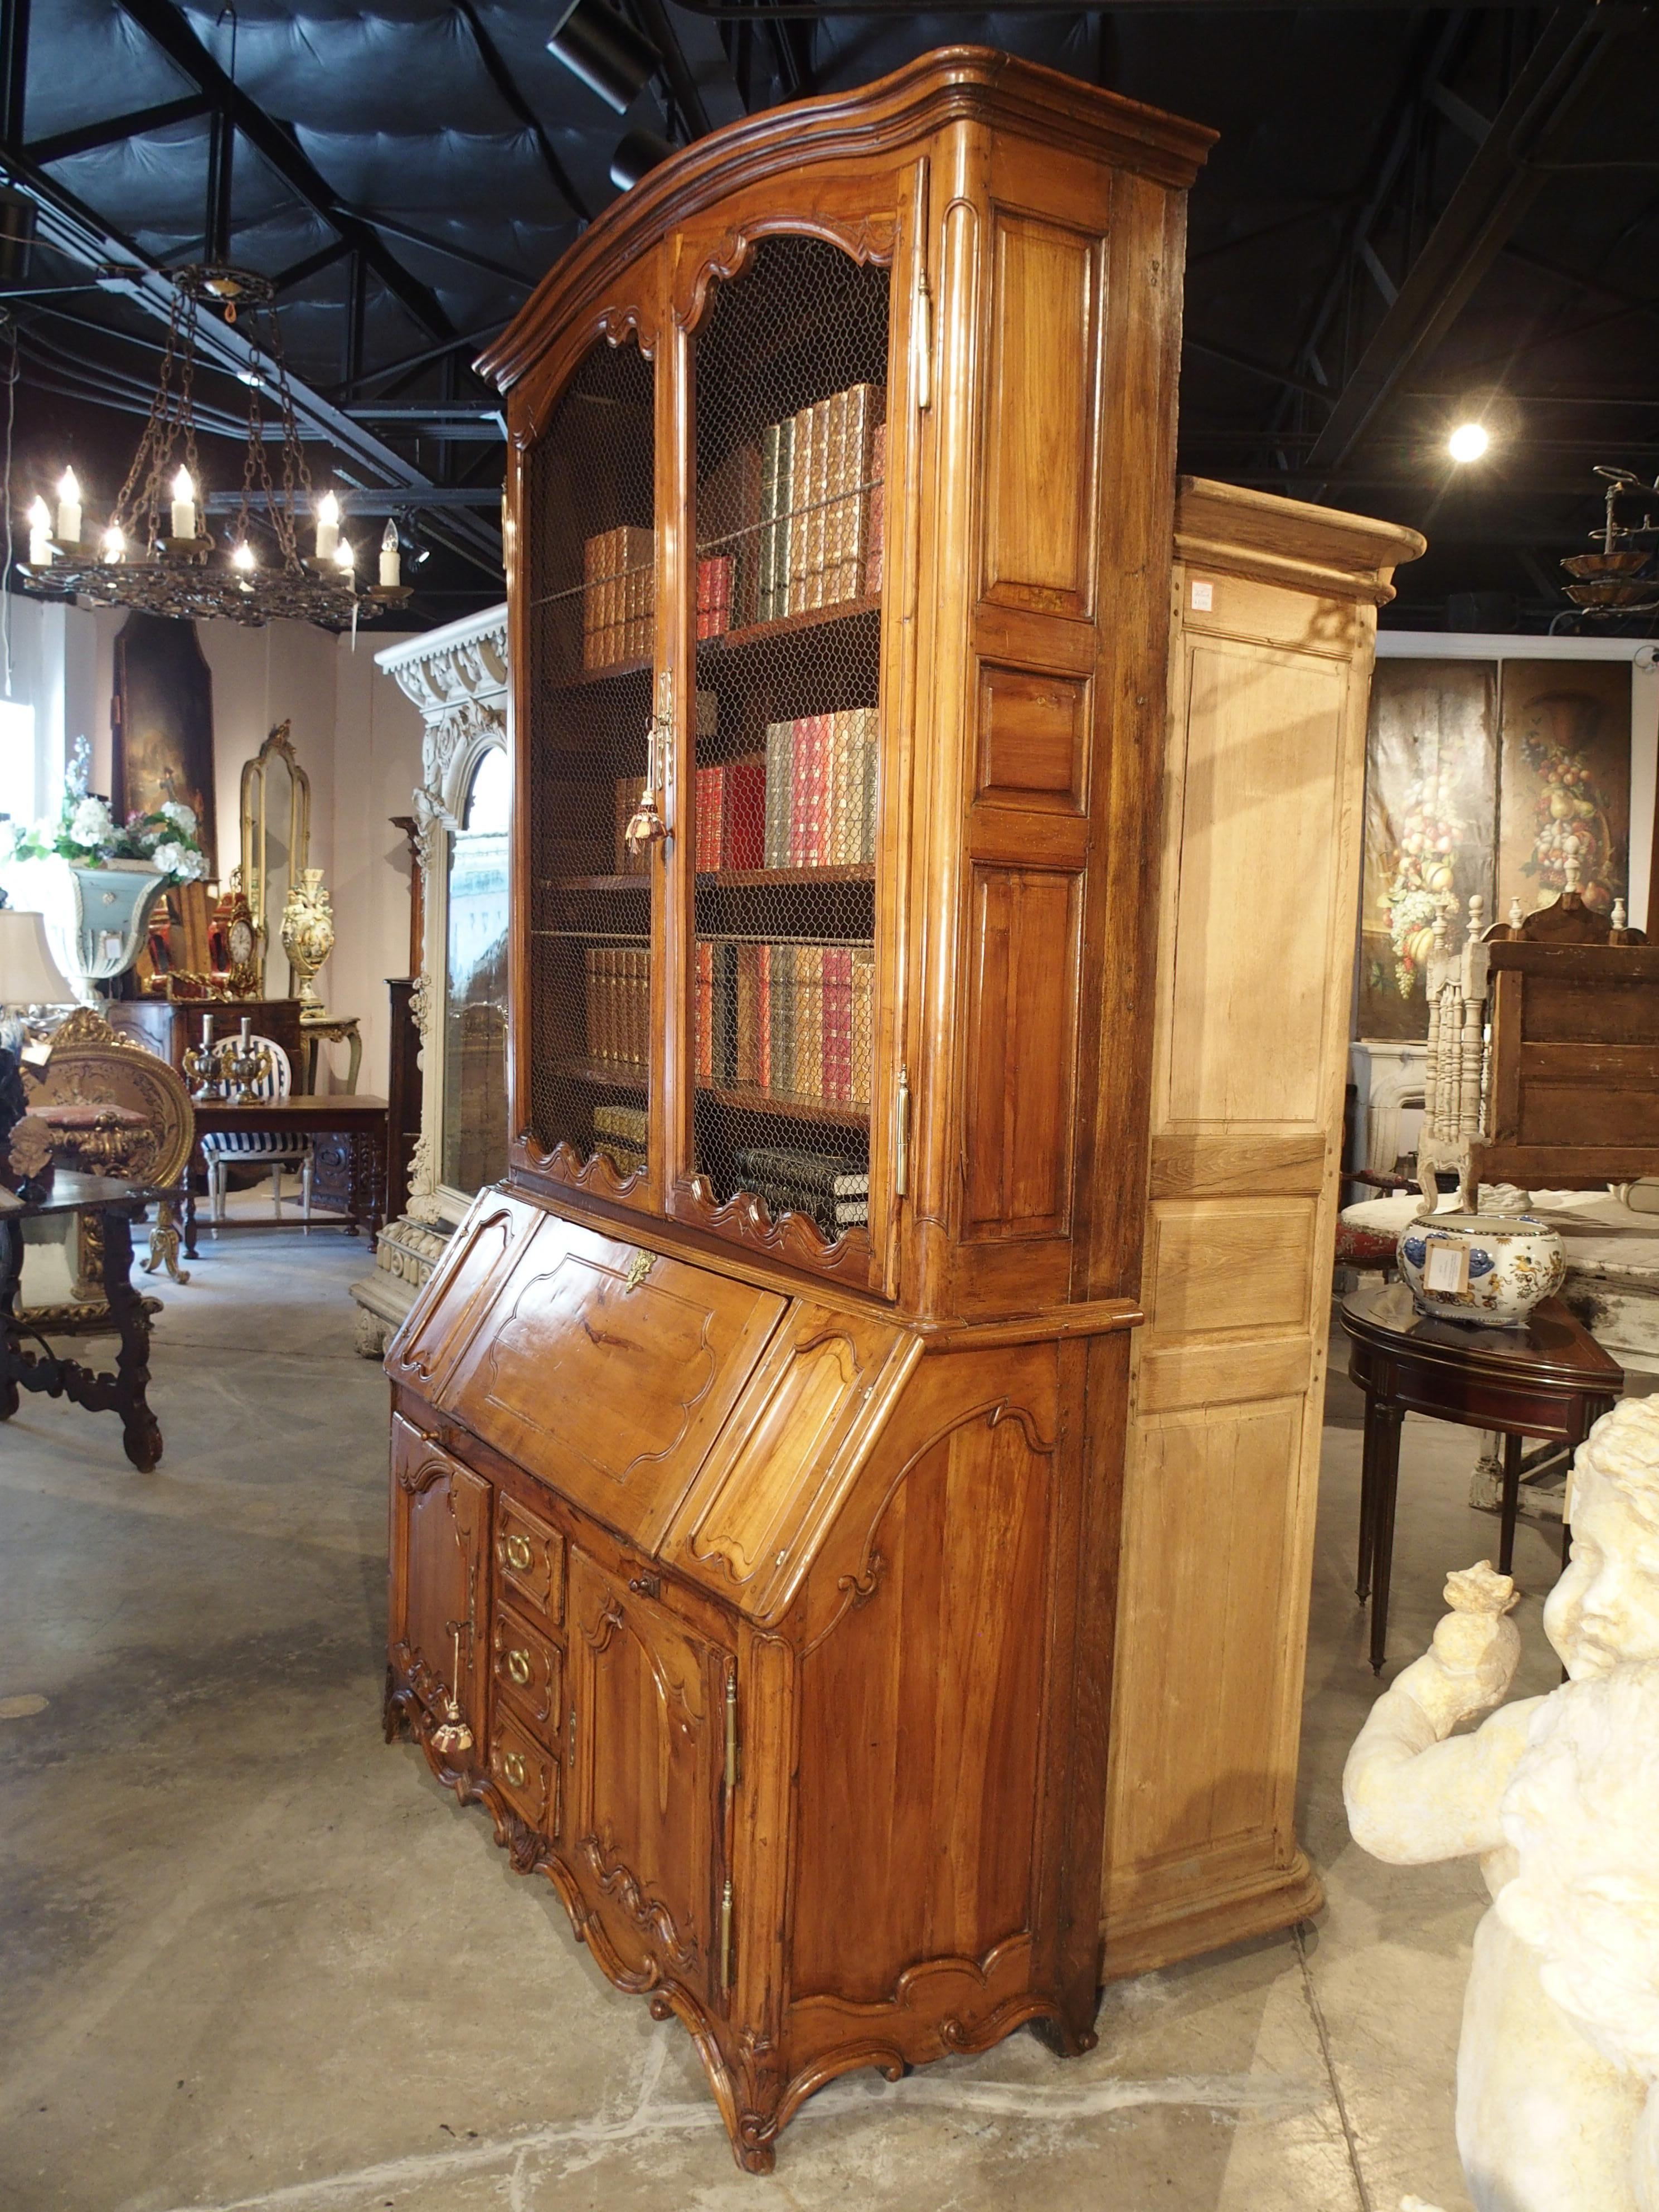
[388,1413,491,1756]
[566,1547,730,1997]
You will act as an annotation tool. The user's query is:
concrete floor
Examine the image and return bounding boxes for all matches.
[0,1221,1576,2212]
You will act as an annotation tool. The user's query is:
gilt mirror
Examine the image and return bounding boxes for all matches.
[239,721,310,996]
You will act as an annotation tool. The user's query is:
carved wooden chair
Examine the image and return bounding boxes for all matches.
[198,1036,314,1223]
[1417,852,1657,1212]
[23,1005,195,1292]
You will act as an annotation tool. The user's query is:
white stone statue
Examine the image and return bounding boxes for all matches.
[1343,1393,1659,2212]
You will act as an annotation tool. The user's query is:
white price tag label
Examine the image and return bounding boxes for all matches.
[1190,579,1214,611]
[1423,1239,1469,1294]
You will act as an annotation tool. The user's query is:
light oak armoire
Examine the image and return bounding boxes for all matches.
[1104,480,1423,1976]
[384,47,1228,2174]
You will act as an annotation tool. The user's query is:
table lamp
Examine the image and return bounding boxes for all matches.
[0,903,72,1190]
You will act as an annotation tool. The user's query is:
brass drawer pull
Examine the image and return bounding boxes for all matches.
[503,1534,534,1573]
[506,1648,532,1686]
[501,1749,527,1789]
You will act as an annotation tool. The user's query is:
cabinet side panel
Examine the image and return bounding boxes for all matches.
[961,865,1080,1238]
[1164,645,1346,1129]
[1109,1398,1307,1876]
[791,1413,1051,2002]
[980,214,1102,615]
[1105,553,1379,1975]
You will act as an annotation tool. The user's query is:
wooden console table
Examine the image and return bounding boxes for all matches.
[183,1095,389,1254]
[1341,1282,1622,1671]
[0,1173,163,1470]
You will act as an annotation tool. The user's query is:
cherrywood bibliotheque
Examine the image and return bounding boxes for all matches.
[385,47,1254,2172]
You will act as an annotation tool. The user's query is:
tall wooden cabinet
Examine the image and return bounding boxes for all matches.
[386,48,1217,2172]
[1104,481,1423,1976]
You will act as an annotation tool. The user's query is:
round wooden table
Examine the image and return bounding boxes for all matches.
[1340,1282,1622,1671]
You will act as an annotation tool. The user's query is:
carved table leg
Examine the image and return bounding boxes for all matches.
[141,1195,190,1286]
[101,1206,162,1472]
[1367,1399,1406,1673]
[0,1214,22,1421]
[183,1160,200,1259]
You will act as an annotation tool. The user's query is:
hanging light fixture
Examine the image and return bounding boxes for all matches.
[18,265,413,628]
[1559,465,1659,619]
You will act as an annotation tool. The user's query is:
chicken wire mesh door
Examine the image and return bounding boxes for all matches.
[522,333,657,1190]
[686,235,891,1262]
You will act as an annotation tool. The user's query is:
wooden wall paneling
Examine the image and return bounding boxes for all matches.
[1102,480,1423,1980]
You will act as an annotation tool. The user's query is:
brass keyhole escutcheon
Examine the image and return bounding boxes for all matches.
[507,1649,532,1686]
[504,1534,533,1573]
[624,1249,653,1291]
[502,1750,527,1789]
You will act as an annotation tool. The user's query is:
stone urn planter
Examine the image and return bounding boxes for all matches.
[1,855,170,1004]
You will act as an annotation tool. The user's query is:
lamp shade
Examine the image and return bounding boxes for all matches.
[0,907,72,1003]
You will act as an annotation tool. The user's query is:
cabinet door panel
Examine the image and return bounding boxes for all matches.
[676,227,894,1287]
[389,1413,491,1752]
[567,1548,727,1993]
[961,865,1081,1238]
[447,1216,784,1553]
[517,329,659,1206]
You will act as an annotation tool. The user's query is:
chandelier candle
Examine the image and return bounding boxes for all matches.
[378,520,400,589]
[169,468,196,541]
[55,470,80,547]
[314,492,339,561]
[27,499,50,566]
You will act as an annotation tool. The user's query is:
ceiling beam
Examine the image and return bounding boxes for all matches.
[1300,5,1647,474]
[26,94,212,168]
[0,151,501,569]
[109,0,454,345]
[450,0,590,222]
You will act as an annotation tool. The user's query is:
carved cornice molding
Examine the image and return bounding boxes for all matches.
[376,604,507,725]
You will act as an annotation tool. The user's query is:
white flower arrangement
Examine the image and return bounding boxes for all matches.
[16,754,209,885]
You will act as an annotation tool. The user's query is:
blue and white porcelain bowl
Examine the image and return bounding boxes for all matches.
[1396,1211,1566,1328]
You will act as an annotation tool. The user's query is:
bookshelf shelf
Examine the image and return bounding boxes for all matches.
[697,1079,869,1131]
[700,593,879,657]
[541,652,653,696]
[556,1056,647,1090]
[696,864,874,889]
[546,874,651,892]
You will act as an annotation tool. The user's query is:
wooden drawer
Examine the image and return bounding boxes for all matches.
[491,1602,564,1739]
[494,1492,564,1625]
[488,1706,560,1840]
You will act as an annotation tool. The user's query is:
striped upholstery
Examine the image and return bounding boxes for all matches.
[200,1037,315,1222]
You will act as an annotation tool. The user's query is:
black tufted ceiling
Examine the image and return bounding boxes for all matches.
[5,1,1659,629]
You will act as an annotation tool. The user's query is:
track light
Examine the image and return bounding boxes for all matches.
[547,0,659,115]
[610,128,674,192]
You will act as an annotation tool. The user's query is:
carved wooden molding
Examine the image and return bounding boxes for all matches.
[673,210,899,331]
[481,47,1215,399]
[671,1173,872,1283]
[512,299,659,453]
[804,1397,1057,1656]
[580,1834,702,1976]
[517,1133,649,1205]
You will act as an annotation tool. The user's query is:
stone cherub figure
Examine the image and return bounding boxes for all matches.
[1344,1394,1659,2212]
